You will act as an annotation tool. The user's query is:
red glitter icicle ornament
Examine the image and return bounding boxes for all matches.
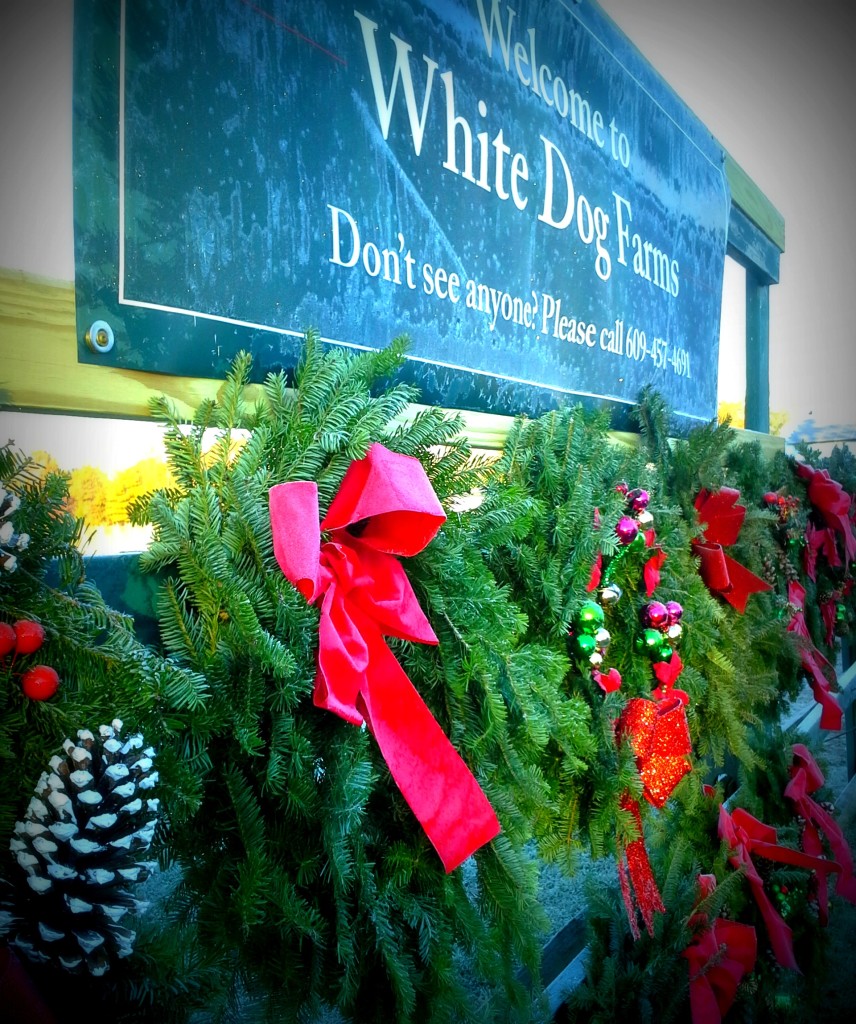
[616,693,693,936]
[618,795,666,939]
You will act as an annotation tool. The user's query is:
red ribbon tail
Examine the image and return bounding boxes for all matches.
[695,542,731,592]
[587,553,603,592]
[693,528,771,614]
[802,650,843,731]
[688,970,723,1024]
[833,511,856,565]
[360,640,500,872]
[821,599,838,647]
[719,554,772,613]
[749,877,799,971]
[805,800,856,905]
[801,822,830,925]
[643,547,667,597]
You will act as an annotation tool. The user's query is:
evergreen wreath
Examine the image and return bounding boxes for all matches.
[128,334,576,1023]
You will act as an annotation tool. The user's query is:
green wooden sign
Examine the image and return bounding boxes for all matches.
[74,0,730,428]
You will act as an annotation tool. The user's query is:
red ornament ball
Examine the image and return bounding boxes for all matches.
[21,665,59,701]
[0,622,16,657]
[14,620,45,656]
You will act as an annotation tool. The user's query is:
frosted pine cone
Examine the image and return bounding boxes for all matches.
[0,483,28,573]
[7,719,159,976]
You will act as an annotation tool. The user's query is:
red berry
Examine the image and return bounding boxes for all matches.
[0,622,15,657]
[13,620,45,655]
[21,665,60,701]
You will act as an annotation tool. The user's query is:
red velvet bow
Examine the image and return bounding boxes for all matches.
[804,521,841,582]
[620,695,693,808]
[682,874,757,1024]
[693,489,772,613]
[784,744,856,921]
[786,581,842,731]
[795,462,856,565]
[820,597,838,647]
[718,804,841,970]
[269,443,500,871]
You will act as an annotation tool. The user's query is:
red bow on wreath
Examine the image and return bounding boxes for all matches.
[804,520,841,583]
[785,744,856,920]
[682,873,757,1024]
[794,462,856,566]
[786,581,842,731]
[693,488,772,613]
[269,443,500,871]
[718,804,841,970]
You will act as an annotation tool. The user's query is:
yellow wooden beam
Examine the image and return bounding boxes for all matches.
[0,269,225,420]
[0,267,783,456]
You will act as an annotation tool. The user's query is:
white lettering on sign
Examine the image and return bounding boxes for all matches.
[326,204,694,383]
[352,5,680,296]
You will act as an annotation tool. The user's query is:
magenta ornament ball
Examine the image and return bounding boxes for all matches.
[615,516,639,544]
[643,601,669,629]
[630,488,650,511]
[665,600,684,624]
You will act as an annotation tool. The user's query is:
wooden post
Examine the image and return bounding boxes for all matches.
[745,271,770,433]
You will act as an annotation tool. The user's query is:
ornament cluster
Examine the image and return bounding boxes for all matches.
[636,600,683,664]
[572,600,611,667]
[598,484,654,605]
[7,719,159,975]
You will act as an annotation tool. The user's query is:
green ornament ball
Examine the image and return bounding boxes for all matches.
[656,642,674,662]
[575,633,598,657]
[577,600,604,633]
[636,628,662,654]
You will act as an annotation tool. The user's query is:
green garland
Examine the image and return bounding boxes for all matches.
[3,339,856,1024]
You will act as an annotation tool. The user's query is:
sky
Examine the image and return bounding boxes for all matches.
[600,0,856,443]
[1,0,855,462]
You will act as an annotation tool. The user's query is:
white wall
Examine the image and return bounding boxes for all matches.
[0,0,74,281]
[600,0,856,439]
